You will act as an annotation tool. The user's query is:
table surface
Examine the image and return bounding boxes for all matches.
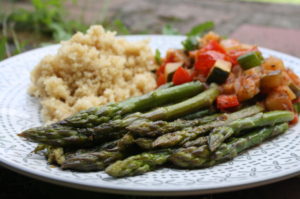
[1,166,299,199]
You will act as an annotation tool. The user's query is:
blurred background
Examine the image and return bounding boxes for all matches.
[1,0,300,61]
[0,0,300,198]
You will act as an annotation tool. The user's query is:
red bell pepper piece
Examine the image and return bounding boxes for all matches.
[228,47,259,65]
[216,94,240,109]
[156,64,166,76]
[201,40,226,54]
[157,73,167,87]
[172,66,192,85]
[289,113,298,125]
[194,50,226,76]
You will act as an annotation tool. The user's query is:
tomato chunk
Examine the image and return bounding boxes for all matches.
[289,113,298,125]
[156,64,165,76]
[228,48,259,65]
[217,94,240,109]
[201,40,226,54]
[172,67,192,85]
[194,50,226,76]
[157,73,166,87]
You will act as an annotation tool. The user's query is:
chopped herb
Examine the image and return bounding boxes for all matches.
[182,21,215,51]
[162,24,180,35]
[186,21,214,37]
[155,49,162,65]
[181,36,198,51]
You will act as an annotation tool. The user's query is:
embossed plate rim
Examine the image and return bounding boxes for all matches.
[0,35,299,196]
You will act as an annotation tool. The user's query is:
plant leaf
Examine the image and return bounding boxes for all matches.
[162,24,180,35]
[0,37,7,61]
[186,21,214,37]
[111,19,130,35]
[181,36,199,51]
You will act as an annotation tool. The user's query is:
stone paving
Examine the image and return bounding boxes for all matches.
[2,0,300,57]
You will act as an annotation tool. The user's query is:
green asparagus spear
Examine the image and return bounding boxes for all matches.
[208,126,234,151]
[170,123,288,168]
[179,107,216,120]
[229,111,293,132]
[208,111,294,151]
[169,145,210,168]
[127,113,222,137]
[19,123,127,147]
[135,138,155,150]
[156,82,173,90]
[59,81,204,127]
[152,104,264,148]
[61,150,124,171]
[43,134,135,171]
[210,122,289,164]
[19,84,218,147]
[183,136,208,147]
[105,149,172,178]
[142,83,219,121]
[62,133,135,171]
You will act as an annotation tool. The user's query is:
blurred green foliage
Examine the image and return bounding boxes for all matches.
[241,0,300,4]
[0,0,215,61]
[8,0,88,41]
[0,0,131,60]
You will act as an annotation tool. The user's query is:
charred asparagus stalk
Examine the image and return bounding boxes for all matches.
[105,149,172,178]
[183,136,208,147]
[179,108,216,120]
[60,81,204,128]
[135,138,155,150]
[45,134,135,171]
[208,111,294,151]
[127,113,222,137]
[170,123,289,168]
[19,84,218,147]
[152,104,264,148]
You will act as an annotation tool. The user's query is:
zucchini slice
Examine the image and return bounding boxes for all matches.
[289,82,300,97]
[206,60,232,84]
[237,51,263,70]
[294,102,300,114]
[261,70,283,90]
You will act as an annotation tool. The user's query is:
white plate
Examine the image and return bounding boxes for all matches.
[0,35,299,196]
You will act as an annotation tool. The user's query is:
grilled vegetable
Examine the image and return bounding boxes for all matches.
[265,88,294,111]
[237,51,263,70]
[287,69,300,97]
[180,108,215,120]
[127,113,222,137]
[172,66,192,85]
[235,67,261,101]
[261,70,284,91]
[165,62,182,82]
[207,110,293,151]
[262,56,285,71]
[206,60,232,84]
[195,50,227,76]
[105,150,172,177]
[152,105,264,148]
[289,83,300,97]
[170,123,288,168]
[59,81,205,128]
[293,103,300,114]
[216,94,239,110]
[19,83,217,147]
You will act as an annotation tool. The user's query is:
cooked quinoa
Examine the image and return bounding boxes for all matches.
[29,25,157,123]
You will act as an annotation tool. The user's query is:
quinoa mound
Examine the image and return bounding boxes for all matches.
[29,25,157,122]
